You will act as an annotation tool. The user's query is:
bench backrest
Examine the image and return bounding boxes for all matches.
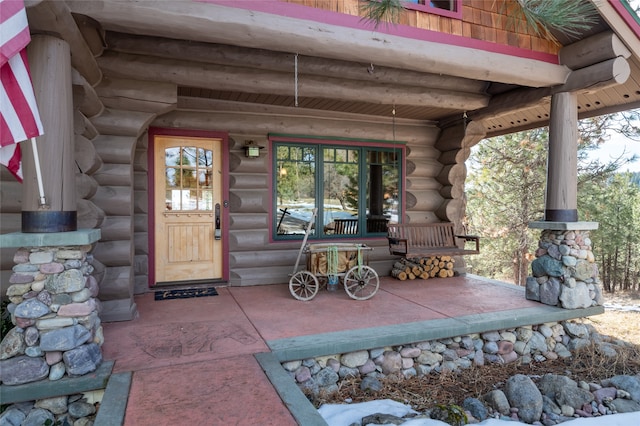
[333,218,358,234]
[387,223,457,248]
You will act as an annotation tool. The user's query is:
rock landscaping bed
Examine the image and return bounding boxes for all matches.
[291,320,640,425]
[1,391,101,426]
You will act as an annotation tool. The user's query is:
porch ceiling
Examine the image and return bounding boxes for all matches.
[29,0,640,137]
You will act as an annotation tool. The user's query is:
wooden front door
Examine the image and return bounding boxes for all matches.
[153,135,223,283]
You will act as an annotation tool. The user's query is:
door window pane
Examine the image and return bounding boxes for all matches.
[164,146,215,211]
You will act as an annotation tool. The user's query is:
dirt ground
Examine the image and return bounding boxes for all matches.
[310,290,640,412]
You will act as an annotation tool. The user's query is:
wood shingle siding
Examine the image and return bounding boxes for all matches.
[283,0,559,55]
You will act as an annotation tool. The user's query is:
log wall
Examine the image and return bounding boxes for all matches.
[1,6,478,313]
[154,107,445,286]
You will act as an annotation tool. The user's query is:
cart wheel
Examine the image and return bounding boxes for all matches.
[289,271,320,301]
[344,265,379,300]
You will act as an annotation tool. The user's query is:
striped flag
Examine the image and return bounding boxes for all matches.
[1,0,44,182]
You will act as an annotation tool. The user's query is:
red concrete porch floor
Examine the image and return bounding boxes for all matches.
[100,274,603,425]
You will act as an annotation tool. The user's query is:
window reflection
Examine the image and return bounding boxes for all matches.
[164,146,214,211]
[274,142,401,238]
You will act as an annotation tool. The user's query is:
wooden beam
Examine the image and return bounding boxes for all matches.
[66,0,569,87]
[105,32,487,94]
[95,77,177,114]
[98,52,489,110]
[26,0,102,86]
[154,109,432,143]
[560,31,631,70]
[469,58,630,123]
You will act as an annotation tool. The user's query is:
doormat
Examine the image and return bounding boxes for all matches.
[154,287,218,301]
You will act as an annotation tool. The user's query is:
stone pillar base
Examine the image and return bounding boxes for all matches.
[526,222,603,309]
[0,230,102,386]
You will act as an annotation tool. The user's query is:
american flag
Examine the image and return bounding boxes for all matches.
[1,0,44,182]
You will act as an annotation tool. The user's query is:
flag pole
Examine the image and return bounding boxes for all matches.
[29,137,47,207]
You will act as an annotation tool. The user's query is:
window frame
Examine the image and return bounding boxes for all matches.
[270,136,404,241]
[402,0,463,20]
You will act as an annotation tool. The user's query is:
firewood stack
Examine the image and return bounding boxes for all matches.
[390,256,455,280]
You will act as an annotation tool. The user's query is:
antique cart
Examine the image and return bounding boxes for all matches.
[288,210,379,301]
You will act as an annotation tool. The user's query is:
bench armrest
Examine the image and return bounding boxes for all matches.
[387,237,408,255]
[455,234,480,253]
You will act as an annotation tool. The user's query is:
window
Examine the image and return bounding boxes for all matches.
[403,0,461,19]
[274,139,402,239]
[164,145,214,211]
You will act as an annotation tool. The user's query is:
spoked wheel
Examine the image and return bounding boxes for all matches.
[343,265,379,300]
[289,271,319,301]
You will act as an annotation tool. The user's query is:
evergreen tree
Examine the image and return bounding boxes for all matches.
[466,112,640,289]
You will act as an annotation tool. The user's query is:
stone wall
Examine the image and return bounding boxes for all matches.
[0,245,103,385]
[283,319,601,396]
[526,228,604,309]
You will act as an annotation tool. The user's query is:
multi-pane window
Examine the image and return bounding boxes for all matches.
[274,141,402,239]
[164,146,214,211]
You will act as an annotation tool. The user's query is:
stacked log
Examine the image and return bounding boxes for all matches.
[390,256,455,280]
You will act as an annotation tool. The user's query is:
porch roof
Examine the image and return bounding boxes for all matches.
[24,0,640,138]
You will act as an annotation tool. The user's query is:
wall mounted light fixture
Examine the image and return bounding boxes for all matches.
[244,140,264,158]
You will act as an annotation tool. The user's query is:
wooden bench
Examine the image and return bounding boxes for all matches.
[387,222,480,258]
[333,218,358,234]
[331,218,389,234]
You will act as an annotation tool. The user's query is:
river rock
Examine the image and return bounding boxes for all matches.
[68,401,96,418]
[6,283,33,297]
[0,355,49,385]
[22,408,54,426]
[1,328,26,360]
[341,350,369,368]
[34,396,68,415]
[360,375,383,392]
[57,299,96,317]
[540,278,561,306]
[505,374,543,424]
[9,273,34,285]
[532,255,564,277]
[63,343,102,376]
[71,288,92,303]
[29,251,54,264]
[40,325,91,351]
[23,327,39,347]
[574,260,595,281]
[36,317,75,330]
[0,407,26,425]
[417,351,442,366]
[36,290,52,306]
[315,367,339,387]
[483,389,510,415]
[14,299,50,319]
[39,262,65,274]
[463,397,488,421]
[49,361,66,380]
[559,281,592,309]
[563,322,589,338]
[525,276,540,301]
[45,269,85,294]
[380,351,402,375]
[603,375,640,401]
[611,398,640,413]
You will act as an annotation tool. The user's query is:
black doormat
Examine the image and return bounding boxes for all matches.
[154,287,218,301]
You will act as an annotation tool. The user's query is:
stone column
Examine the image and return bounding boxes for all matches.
[526,222,603,309]
[21,35,77,232]
[545,92,578,222]
[0,230,102,386]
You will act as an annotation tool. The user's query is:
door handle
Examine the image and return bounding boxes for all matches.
[215,203,221,240]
